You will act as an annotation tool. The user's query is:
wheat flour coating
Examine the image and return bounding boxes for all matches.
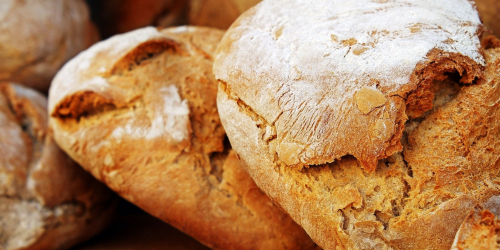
[218,34,500,250]
[0,0,98,92]
[214,0,485,171]
[215,0,500,249]
[451,207,500,250]
[0,83,115,250]
[48,26,317,250]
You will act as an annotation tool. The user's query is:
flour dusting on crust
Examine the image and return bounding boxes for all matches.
[214,0,484,169]
[111,85,190,142]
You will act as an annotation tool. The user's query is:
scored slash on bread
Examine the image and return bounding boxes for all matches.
[48,26,317,250]
[214,0,500,249]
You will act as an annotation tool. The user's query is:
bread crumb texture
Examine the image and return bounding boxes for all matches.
[214,0,484,171]
[0,83,115,250]
[48,26,317,250]
[217,32,500,249]
[451,207,500,250]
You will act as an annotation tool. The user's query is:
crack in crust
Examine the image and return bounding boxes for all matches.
[218,41,500,249]
[49,27,317,250]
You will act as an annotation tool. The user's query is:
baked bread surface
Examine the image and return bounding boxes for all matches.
[214,0,484,171]
[451,207,500,250]
[48,26,316,250]
[215,1,500,249]
[0,83,115,250]
[0,0,98,92]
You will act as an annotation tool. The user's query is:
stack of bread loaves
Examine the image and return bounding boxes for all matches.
[214,0,500,249]
[48,26,317,250]
[0,1,119,250]
[3,0,500,249]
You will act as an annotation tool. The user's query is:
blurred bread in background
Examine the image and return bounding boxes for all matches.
[0,0,98,92]
[87,0,187,38]
[0,82,116,250]
[475,0,500,37]
[188,0,261,29]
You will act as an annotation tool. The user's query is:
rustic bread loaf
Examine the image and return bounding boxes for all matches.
[451,207,500,250]
[0,0,98,92]
[0,83,115,250]
[215,1,500,249]
[188,0,260,29]
[48,26,316,250]
[214,0,484,172]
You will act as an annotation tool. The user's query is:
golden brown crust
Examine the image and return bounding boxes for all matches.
[48,26,316,250]
[0,82,115,250]
[0,0,98,92]
[214,0,485,172]
[216,17,500,250]
[451,208,500,250]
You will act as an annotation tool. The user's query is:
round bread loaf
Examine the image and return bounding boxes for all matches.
[215,0,485,172]
[0,83,115,250]
[188,0,261,29]
[48,26,316,250]
[215,1,500,249]
[0,0,98,92]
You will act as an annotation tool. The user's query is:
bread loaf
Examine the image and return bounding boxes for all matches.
[48,26,316,250]
[215,1,500,249]
[0,83,115,250]
[0,0,98,92]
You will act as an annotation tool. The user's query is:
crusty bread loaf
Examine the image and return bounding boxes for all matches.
[0,83,115,250]
[214,0,484,172]
[0,0,98,92]
[475,0,500,37]
[215,1,500,249]
[451,207,500,250]
[48,26,317,250]
[188,0,260,29]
